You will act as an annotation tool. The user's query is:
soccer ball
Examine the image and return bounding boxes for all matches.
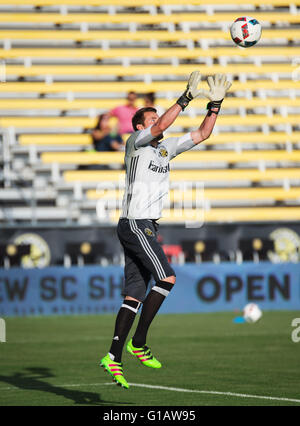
[230,17,262,48]
[243,303,263,323]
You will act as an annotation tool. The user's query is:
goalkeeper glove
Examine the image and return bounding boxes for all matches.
[177,71,202,111]
[199,74,232,116]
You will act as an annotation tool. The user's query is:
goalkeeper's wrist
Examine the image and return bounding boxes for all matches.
[206,99,223,116]
[176,90,192,111]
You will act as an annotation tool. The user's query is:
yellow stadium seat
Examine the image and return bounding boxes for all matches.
[170,187,300,202]
[2,114,299,128]
[19,134,93,145]
[18,132,300,147]
[1,29,299,42]
[63,168,300,183]
[0,117,97,128]
[165,207,300,223]
[0,80,298,94]
[86,187,300,202]
[0,47,299,61]
[204,133,300,146]
[108,207,300,223]
[6,0,297,6]
[41,150,300,165]
[2,97,300,111]
[4,64,295,78]
[0,12,298,24]
[42,151,124,164]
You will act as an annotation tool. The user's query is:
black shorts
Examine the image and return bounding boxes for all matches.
[117,218,175,302]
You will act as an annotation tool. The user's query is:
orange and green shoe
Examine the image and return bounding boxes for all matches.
[100,354,129,389]
[126,339,162,369]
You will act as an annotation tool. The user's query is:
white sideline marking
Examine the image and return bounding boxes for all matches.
[0,381,300,404]
[128,383,300,404]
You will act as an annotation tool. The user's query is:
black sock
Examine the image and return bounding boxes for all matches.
[132,281,174,348]
[109,299,140,362]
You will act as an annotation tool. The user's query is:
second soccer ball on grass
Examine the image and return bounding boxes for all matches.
[243,303,263,323]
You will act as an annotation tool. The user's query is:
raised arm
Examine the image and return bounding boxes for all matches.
[191,74,232,145]
[150,71,203,137]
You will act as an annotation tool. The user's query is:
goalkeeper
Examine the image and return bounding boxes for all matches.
[100,72,232,389]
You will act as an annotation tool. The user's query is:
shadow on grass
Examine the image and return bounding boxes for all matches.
[0,367,131,406]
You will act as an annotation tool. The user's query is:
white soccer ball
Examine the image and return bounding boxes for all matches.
[230,17,262,48]
[243,303,263,323]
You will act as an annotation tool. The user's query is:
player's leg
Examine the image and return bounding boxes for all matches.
[100,243,151,388]
[131,274,175,350]
[107,250,150,362]
[100,296,139,389]
[126,275,175,369]
[125,219,176,367]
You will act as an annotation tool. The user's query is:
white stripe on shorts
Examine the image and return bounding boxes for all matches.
[132,219,166,280]
[129,219,165,280]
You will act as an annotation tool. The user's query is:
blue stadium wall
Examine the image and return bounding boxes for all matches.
[1,224,300,316]
[0,263,299,316]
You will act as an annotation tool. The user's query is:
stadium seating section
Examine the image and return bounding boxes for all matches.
[1,0,300,225]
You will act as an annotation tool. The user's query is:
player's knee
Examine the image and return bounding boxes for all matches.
[124,295,142,303]
[162,275,176,285]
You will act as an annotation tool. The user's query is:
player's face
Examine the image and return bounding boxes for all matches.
[143,111,159,128]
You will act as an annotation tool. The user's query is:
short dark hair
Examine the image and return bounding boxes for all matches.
[132,107,157,131]
[127,91,137,98]
[144,92,155,104]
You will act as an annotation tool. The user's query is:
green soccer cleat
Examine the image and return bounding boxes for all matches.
[126,339,162,369]
[100,354,129,389]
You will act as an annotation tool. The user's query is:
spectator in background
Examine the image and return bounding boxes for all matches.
[143,92,156,108]
[143,92,165,116]
[110,91,139,135]
[92,113,124,152]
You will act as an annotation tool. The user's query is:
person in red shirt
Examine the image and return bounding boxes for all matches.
[110,91,139,135]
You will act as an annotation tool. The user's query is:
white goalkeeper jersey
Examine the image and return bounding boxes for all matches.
[120,125,195,220]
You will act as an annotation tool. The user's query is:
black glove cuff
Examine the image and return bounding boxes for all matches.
[176,94,191,111]
[207,99,223,116]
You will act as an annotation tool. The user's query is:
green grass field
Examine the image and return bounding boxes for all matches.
[0,311,299,406]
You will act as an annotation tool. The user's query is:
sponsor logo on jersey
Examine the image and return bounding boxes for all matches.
[148,160,170,173]
[144,228,154,237]
[158,147,168,158]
